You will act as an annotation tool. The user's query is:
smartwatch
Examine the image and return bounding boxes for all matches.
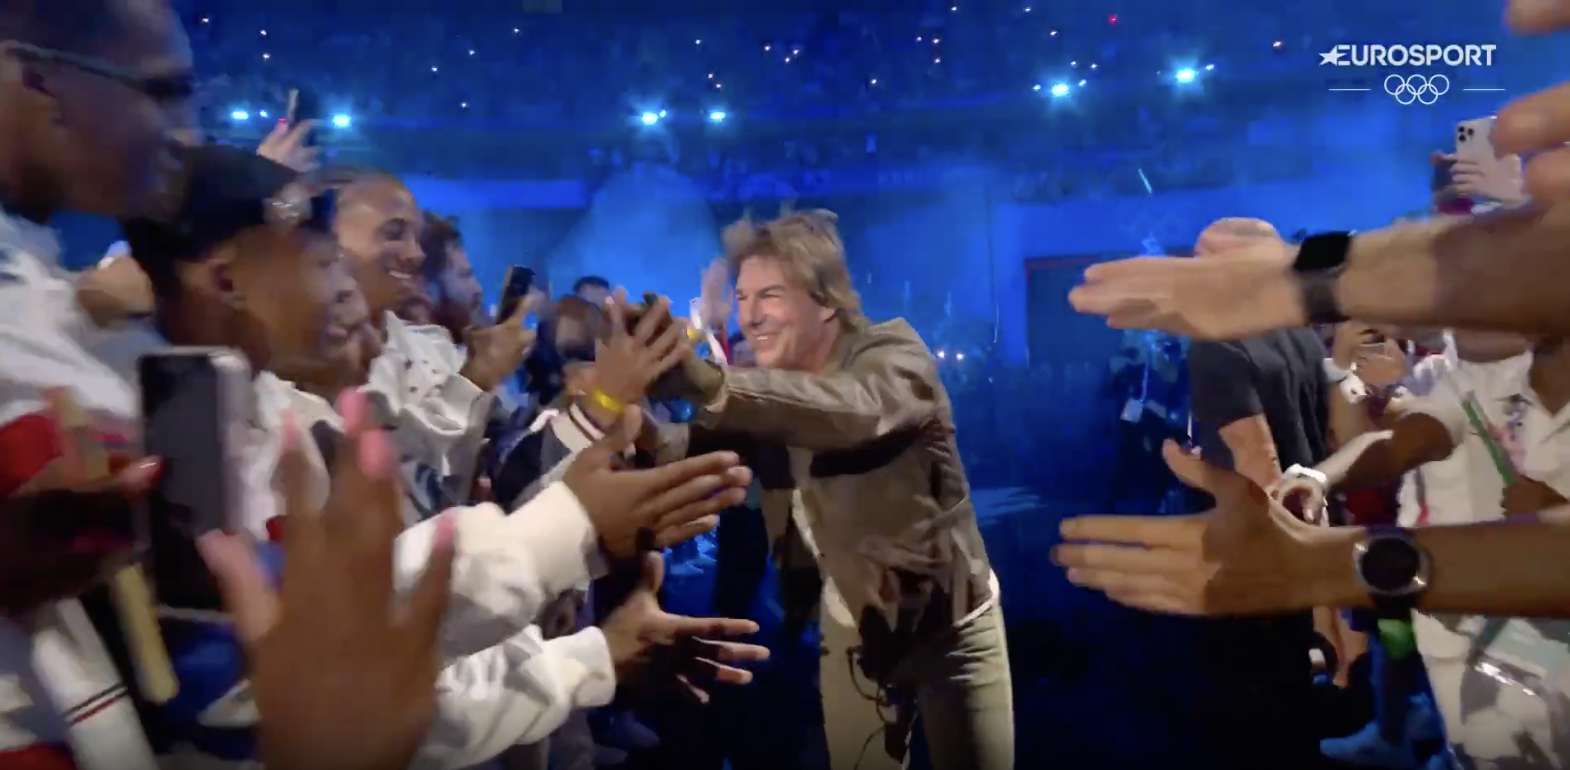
[1292,232,1354,324]
[1352,527,1431,619]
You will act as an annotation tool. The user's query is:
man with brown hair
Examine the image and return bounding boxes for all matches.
[604,210,1012,770]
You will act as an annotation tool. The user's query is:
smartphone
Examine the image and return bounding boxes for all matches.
[139,348,251,612]
[497,265,535,321]
[286,87,323,145]
[1455,117,1497,161]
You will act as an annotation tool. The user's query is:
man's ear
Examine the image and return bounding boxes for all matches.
[206,251,243,308]
[0,56,60,121]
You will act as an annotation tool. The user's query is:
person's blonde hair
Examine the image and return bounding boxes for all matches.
[721,208,865,331]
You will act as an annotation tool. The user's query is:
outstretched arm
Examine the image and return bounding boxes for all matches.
[692,320,940,452]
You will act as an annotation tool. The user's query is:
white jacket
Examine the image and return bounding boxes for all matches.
[0,207,158,770]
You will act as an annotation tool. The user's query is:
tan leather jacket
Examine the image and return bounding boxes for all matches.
[651,318,994,673]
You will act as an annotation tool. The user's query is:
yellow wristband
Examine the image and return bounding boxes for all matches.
[589,388,626,415]
[686,326,704,343]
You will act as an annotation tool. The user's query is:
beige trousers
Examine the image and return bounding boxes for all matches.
[819,599,1015,770]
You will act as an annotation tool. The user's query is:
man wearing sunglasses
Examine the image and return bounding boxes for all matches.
[0,3,192,770]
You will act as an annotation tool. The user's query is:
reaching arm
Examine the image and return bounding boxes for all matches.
[1189,342,1279,489]
[393,483,604,659]
[1303,508,1570,619]
[365,315,494,503]
[1314,413,1456,495]
[1335,204,1570,337]
[694,320,939,452]
[416,626,615,770]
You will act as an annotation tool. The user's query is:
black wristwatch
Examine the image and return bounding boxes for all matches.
[1352,527,1431,619]
[1292,232,1354,324]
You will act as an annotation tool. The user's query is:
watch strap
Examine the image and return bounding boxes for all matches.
[1293,232,1354,324]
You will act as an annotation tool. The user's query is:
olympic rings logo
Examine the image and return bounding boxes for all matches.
[1384,74,1450,105]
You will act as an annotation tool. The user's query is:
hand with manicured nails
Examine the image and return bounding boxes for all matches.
[0,402,158,617]
[563,405,751,559]
[600,552,769,702]
[197,390,456,770]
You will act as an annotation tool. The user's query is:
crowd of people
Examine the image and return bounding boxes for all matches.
[7,1,1570,770]
[185,3,1449,195]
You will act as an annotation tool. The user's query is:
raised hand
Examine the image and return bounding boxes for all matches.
[698,257,732,331]
[256,119,322,174]
[1052,440,1353,615]
[588,292,689,414]
[197,390,456,770]
[562,405,751,559]
[600,553,769,702]
[461,291,541,391]
[1069,248,1306,341]
[1354,340,1407,389]
[1496,0,1570,201]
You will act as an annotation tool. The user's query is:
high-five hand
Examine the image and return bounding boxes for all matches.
[461,290,542,391]
[586,293,689,420]
[1052,440,1355,615]
[601,552,769,702]
[1498,0,1570,201]
[197,390,456,770]
[563,405,751,559]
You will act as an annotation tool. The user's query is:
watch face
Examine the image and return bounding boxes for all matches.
[1360,536,1425,594]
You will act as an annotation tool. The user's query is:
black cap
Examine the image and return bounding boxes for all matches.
[122,144,334,273]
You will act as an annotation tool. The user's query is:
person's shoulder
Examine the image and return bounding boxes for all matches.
[1188,338,1252,368]
[851,318,939,371]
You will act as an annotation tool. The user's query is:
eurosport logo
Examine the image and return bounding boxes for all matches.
[1320,44,1503,104]
[1384,74,1448,105]
[1319,44,1497,67]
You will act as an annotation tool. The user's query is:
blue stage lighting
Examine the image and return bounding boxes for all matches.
[1050,83,1069,97]
[230,110,249,121]
[1175,68,1197,83]
[708,111,727,122]
[331,114,351,128]
[641,112,659,125]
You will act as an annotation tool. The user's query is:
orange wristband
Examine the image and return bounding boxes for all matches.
[589,388,626,415]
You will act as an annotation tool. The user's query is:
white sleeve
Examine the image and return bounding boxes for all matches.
[413,626,616,770]
[365,314,493,502]
[0,248,137,425]
[394,483,606,659]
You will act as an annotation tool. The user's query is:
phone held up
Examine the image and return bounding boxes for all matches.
[139,348,251,615]
[286,86,323,146]
[497,265,536,322]
[1455,116,1497,162]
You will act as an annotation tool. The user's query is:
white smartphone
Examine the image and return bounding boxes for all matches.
[139,348,251,612]
[1455,117,1498,161]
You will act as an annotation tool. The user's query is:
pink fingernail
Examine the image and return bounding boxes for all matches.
[279,409,301,450]
[357,427,393,478]
[121,458,163,491]
[336,389,368,431]
[434,513,456,549]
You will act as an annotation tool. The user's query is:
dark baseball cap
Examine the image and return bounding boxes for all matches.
[122,144,335,272]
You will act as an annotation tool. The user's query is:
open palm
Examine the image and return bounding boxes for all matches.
[1053,441,1343,615]
[1068,247,1307,342]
